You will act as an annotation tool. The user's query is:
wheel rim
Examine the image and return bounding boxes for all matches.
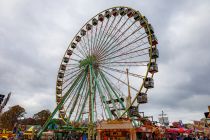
[56,6,159,125]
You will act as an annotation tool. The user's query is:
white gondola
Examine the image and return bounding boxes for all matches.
[149,47,159,59]
[71,43,76,49]
[98,14,104,21]
[119,7,126,16]
[145,24,154,35]
[80,29,86,36]
[140,16,148,27]
[126,8,134,18]
[129,106,139,117]
[148,34,158,46]
[67,49,72,56]
[92,18,98,26]
[105,10,111,18]
[112,8,119,16]
[148,62,158,73]
[75,36,81,42]
[137,93,148,104]
[60,64,66,71]
[134,11,141,21]
[144,77,154,89]
[86,23,92,30]
[58,72,64,79]
[63,57,69,63]
[56,87,62,95]
[57,80,62,87]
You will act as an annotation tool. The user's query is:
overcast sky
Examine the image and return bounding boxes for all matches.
[0,0,210,123]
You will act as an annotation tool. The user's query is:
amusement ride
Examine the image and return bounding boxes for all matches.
[37,6,159,139]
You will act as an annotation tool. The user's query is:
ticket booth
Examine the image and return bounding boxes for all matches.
[96,119,136,140]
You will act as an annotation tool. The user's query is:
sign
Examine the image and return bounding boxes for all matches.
[0,94,5,104]
[204,112,210,118]
[158,116,169,126]
[194,121,205,131]
[2,92,11,106]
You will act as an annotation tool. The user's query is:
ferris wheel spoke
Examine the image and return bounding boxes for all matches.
[100,47,149,63]
[100,25,143,59]
[100,51,149,65]
[85,29,92,56]
[97,16,123,55]
[99,71,121,118]
[64,68,80,78]
[63,72,82,89]
[72,51,85,59]
[99,71,126,110]
[76,84,89,122]
[99,37,148,61]
[98,74,124,119]
[63,79,83,120]
[95,17,129,57]
[62,70,84,90]
[95,16,123,58]
[102,53,149,65]
[94,18,110,54]
[68,58,81,62]
[65,67,80,73]
[92,21,104,55]
[100,69,139,92]
[102,60,149,66]
[59,70,86,119]
[90,66,113,119]
[73,80,88,122]
[97,17,130,55]
[89,28,95,55]
[66,71,88,121]
[100,65,145,78]
[77,42,89,57]
[96,17,116,55]
[65,64,79,67]
[80,36,90,57]
[99,29,146,61]
[98,20,137,59]
[79,37,91,56]
[96,17,117,52]
[107,34,147,57]
[75,42,88,58]
[92,25,99,55]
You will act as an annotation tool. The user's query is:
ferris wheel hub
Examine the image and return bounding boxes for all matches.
[79,55,99,69]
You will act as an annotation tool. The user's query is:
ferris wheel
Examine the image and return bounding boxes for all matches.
[55,6,159,125]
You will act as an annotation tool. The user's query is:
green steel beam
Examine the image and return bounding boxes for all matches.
[89,65,95,122]
[76,87,89,122]
[100,71,125,110]
[37,71,84,138]
[91,67,113,119]
[67,70,88,123]
[99,71,121,117]
[74,80,87,122]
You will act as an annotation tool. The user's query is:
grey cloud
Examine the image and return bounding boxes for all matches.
[0,0,210,122]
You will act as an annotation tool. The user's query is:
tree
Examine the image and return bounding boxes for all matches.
[19,117,36,125]
[0,105,25,130]
[33,109,51,126]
